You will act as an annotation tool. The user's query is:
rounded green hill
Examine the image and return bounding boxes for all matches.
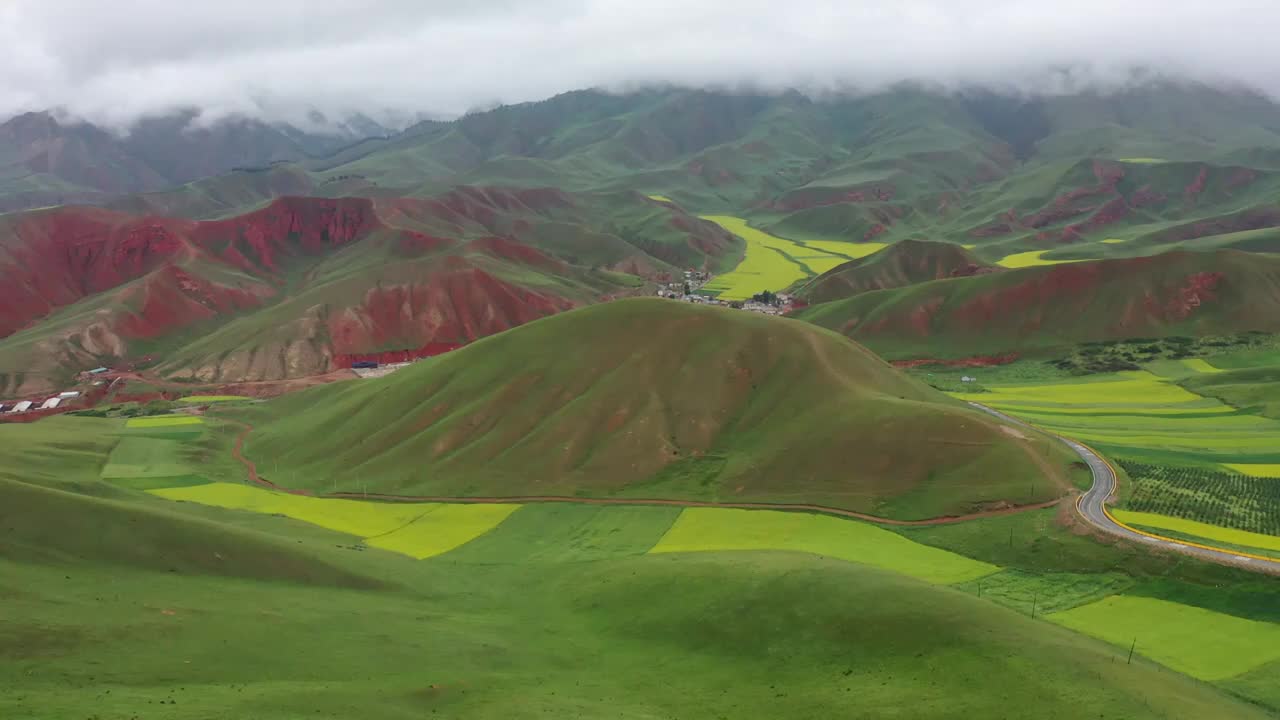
[239,298,1075,519]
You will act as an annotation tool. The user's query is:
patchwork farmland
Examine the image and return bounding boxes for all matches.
[948,361,1280,556]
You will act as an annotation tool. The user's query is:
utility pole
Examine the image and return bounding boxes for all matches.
[1031,592,1038,620]
[1127,638,1137,665]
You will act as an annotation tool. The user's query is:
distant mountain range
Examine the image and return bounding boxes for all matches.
[5,81,1280,392]
[0,109,396,212]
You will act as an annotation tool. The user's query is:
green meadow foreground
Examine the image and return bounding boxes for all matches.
[6,305,1280,718]
[4,412,1280,718]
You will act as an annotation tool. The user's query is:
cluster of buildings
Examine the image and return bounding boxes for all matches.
[654,270,794,316]
[1,391,80,415]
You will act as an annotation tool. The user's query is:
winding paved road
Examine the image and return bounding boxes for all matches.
[970,402,1280,575]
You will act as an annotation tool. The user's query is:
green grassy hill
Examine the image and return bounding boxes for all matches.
[794,249,1280,359]
[797,239,997,304]
[3,411,1279,717]
[236,299,1076,519]
[0,416,373,586]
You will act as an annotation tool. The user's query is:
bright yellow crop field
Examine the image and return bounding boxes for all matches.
[649,508,996,585]
[1049,596,1280,680]
[962,371,1207,407]
[1181,359,1221,374]
[996,250,1091,268]
[1113,510,1280,553]
[1224,464,1280,478]
[698,215,855,300]
[150,483,517,558]
[368,504,521,559]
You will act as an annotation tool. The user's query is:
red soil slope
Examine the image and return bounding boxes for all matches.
[328,266,575,355]
[0,196,380,338]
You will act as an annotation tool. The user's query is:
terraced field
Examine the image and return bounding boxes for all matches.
[953,370,1280,469]
[697,215,883,300]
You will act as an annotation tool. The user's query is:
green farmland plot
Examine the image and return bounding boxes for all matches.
[100,435,208,489]
[1050,595,1280,681]
[439,503,681,563]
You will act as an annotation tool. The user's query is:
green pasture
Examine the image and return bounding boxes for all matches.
[100,435,206,489]
[179,395,251,403]
[5,413,1280,716]
[649,507,996,585]
[1050,595,1280,680]
[439,503,680,564]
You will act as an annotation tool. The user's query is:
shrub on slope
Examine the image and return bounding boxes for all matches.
[240,299,1073,520]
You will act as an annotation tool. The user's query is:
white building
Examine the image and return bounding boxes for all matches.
[10,401,33,413]
[58,391,81,398]
[39,397,61,410]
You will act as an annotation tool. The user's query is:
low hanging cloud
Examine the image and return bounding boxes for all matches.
[1,0,1274,129]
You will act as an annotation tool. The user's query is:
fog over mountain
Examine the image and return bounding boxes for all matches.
[2,0,1276,130]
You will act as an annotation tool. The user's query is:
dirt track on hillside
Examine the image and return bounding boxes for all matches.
[220,418,1063,527]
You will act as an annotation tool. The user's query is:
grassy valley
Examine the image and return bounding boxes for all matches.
[8,80,1280,720]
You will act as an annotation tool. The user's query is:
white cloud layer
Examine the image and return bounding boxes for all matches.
[1,0,1276,128]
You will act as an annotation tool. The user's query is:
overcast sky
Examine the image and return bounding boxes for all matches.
[1,0,1275,129]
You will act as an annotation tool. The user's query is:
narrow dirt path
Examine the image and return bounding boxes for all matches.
[218,416,1059,527]
[323,491,1062,527]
